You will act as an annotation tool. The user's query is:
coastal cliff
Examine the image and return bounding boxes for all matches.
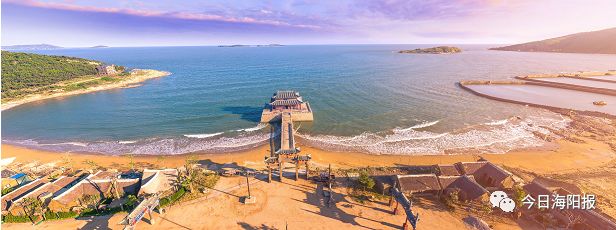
[398,46,462,54]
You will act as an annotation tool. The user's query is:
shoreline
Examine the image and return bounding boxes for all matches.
[3,133,614,174]
[1,69,171,111]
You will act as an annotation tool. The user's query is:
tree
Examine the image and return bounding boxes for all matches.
[358,170,375,191]
[61,153,73,171]
[125,195,139,209]
[83,160,100,172]
[79,194,101,212]
[21,197,44,223]
[512,185,526,210]
[127,154,135,172]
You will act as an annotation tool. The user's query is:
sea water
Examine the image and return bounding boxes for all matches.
[2,45,616,155]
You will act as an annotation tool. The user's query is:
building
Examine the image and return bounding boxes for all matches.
[6,176,82,215]
[434,164,462,176]
[455,161,514,189]
[95,64,118,75]
[260,90,314,122]
[1,178,48,215]
[438,175,489,202]
[48,171,140,212]
[523,180,616,230]
[139,169,178,195]
[395,174,441,197]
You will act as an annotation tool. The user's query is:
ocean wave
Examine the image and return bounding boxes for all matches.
[119,140,137,144]
[2,115,571,156]
[3,132,270,155]
[39,142,88,147]
[183,132,224,139]
[394,120,440,132]
[298,115,570,155]
[235,123,268,132]
[484,119,509,126]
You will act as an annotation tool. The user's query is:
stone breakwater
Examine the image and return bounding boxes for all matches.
[458,75,616,119]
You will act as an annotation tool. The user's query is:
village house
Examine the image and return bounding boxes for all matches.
[139,169,179,195]
[6,176,82,215]
[455,161,514,189]
[434,164,462,176]
[395,174,441,197]
[437,175,489,202]
[2,172,32,190]
[523,180,616,230]
[1,178,48,215]
[48,171,140,212]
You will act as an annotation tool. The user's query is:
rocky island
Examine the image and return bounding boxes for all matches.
[398,46,462,54]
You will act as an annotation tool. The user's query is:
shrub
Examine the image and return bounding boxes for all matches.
[357,170,375,191]
[2,213,31,223]
[160,187,186,208]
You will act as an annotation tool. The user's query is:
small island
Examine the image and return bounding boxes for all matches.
[398,46,462,54]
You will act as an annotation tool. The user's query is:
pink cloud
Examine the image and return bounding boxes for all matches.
[4,0,321,29]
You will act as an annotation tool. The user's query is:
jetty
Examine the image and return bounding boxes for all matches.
[261,91,313,182]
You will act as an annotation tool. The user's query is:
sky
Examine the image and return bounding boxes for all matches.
[1,0,615,47]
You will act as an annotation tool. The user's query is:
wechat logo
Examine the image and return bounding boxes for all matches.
[490,191,515,212]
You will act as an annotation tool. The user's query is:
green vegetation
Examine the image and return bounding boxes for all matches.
[358,170,375,191]
[441,188,461,211]
[160,187,187,208]
[43,210,78,220]
[512,185,527,210]
[1,187,15,195]
[1,213,31,223]
[398,46,462,54]
[1,51,100,95]
[1,51,127,101]
[350,169,386,204]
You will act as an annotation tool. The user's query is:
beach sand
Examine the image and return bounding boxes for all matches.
[2,136,615,229]
[3,136,613,174]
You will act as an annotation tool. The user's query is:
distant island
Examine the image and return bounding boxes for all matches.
[218,44,284,48]
[490,27,616,54]
[1,51,170,110]
[90,45,110,48]
[1,44,63,50]
[398,46,462,54]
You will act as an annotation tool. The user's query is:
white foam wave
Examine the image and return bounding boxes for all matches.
[39,142,88,147]
[299,115,570,155]
[183,132,224,139]
[235,123,267,132]
[484,119,509,126]
[119,140,137,144]
[394,120,440,132]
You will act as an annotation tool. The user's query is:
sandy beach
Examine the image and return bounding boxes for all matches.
[1,69,171,111]
[3,135,613,174]
[2,135,616,229]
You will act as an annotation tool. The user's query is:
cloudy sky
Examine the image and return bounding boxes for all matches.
[2,0,615,47]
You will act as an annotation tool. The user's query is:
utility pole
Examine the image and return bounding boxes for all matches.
[246,171,251,199]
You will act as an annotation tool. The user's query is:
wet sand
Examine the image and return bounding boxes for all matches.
[2,135,614,174]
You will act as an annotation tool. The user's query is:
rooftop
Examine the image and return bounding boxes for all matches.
[396,174,441,193]
[273,91,300,99]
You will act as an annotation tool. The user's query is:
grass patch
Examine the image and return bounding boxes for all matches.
[160,187,187,208]
[1,213,31,223]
